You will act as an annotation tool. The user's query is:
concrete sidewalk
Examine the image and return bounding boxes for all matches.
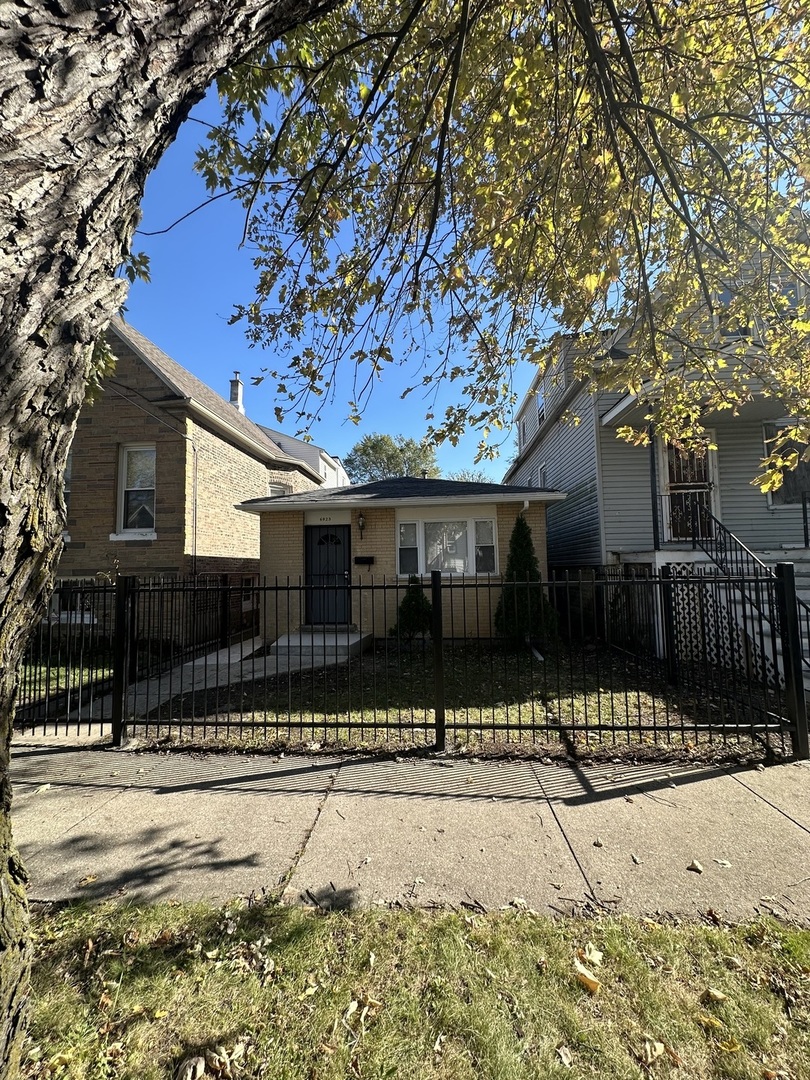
[10,739,810,922]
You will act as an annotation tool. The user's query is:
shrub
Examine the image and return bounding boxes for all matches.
[390,576,432,641]
[494,514,557,646]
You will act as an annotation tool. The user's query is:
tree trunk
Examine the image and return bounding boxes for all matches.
[0,0,338,1070]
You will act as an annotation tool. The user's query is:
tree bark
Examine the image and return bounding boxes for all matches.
[0,0,339,1071]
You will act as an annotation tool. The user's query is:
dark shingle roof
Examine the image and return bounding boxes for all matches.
[239,476,565,512]
[108,317,319,478]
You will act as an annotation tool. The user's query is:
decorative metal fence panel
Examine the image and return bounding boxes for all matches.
[14,569,809,760]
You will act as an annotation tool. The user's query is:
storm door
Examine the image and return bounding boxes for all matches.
[661,441,718,541]
[305,525,351,624]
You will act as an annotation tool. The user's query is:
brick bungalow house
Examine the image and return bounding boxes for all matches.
[59,316,323,583]
[237,477,565,640]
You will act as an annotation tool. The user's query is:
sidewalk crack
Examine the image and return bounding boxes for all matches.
[727,771,810,837]
[277,763,340,902]
[530,763,596,901]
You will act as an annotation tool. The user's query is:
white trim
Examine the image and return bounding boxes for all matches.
[109,530,157,542]
[109,320,323,485]
[305,508,352,526]
[396,508,499,576]
[117,443,156,535]
[762,419,810,509]
[656,434,720,542]
[239,490,565,514]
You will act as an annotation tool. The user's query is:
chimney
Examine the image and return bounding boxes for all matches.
[229,371,245,414]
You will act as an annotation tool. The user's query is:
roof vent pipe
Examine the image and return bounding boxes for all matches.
[229,371,245,414]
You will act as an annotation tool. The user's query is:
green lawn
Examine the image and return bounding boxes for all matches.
[24,901,809,1079]
[139,642,783,761]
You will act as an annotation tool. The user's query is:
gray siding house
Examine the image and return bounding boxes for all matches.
[504,338,810,571]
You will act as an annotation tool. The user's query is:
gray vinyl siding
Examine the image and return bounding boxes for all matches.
[531,387,602,565]
[598,416,656,554]
[713,416,806,549]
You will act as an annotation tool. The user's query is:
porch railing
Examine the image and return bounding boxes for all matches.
[659,492,810,676]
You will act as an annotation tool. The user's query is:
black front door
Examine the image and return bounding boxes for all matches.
[305,524,351,624]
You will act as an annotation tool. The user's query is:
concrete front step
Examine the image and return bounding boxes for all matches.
[270,630,373,659]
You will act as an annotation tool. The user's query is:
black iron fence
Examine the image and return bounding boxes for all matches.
[15,575,257,736]
[14,568,810,760]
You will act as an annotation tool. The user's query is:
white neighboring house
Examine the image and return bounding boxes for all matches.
[258,425,350,490]
[503,334,810,575]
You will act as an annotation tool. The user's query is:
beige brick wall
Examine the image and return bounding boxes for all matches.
[59,338,188,578]
[59,333,320,581]
[187,421,266,564]
[256,503,550,641]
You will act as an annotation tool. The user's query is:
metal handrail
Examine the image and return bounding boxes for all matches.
[686,497,770,578]
[677,493,810,673]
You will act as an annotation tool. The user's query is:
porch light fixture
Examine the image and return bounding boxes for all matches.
[357,512,366,535]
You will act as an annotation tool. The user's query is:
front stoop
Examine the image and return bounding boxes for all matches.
[270,627,373,666]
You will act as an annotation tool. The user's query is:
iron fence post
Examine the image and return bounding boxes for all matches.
[431,570,446,751]
[776,563,809,759]
[219,573,230,650]
[111,575,135,747]
[127,580,139,683]
[659,565,679,685]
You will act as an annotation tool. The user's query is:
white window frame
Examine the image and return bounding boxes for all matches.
[110,444,157,541]
[763,420,810,509]
[397,510,498,576]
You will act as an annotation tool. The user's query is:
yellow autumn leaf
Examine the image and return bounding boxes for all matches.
[574,956,601,994]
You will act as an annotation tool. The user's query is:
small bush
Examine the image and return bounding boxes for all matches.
[390,576,432,641]
[494,514,558,647]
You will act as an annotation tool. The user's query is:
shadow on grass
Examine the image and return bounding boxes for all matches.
[139,640,791,759]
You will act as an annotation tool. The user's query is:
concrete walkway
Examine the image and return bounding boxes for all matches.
[10,738,810,922]
[81,632,367,722]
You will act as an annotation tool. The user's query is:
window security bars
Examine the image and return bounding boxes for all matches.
[15,570,809,761]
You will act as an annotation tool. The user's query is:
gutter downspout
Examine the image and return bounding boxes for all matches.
[649,424,661,552]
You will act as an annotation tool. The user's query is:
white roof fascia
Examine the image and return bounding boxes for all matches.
[600,392,639,428]
[238,491,567,515]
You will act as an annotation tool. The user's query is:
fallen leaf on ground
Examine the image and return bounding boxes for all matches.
[697,1013,723,1031]
[641,1037,665,1065]
[77,874,97,887]
[176,1056,206,1080]
[713,859,732,867]
[579,942,603,968]
[687,860,704,874]
[593,836,604,848]
[702,987,729,1003]
[719,1038,742,1052]
[664,1043,684,1066]
[574,956,602,994]
[631,853,642,865]
[557,1045,573,1067]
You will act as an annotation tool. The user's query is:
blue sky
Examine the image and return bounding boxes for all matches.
[125,88,532,478]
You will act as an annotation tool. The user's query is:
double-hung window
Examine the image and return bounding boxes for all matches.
[398,516,497,575]
[763,423,810,507]
[112,445,156,538]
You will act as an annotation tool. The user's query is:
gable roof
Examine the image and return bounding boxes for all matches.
[107,317,322,484]
[238,476,566,514]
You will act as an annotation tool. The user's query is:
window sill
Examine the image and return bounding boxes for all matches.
[109,531,157,542]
